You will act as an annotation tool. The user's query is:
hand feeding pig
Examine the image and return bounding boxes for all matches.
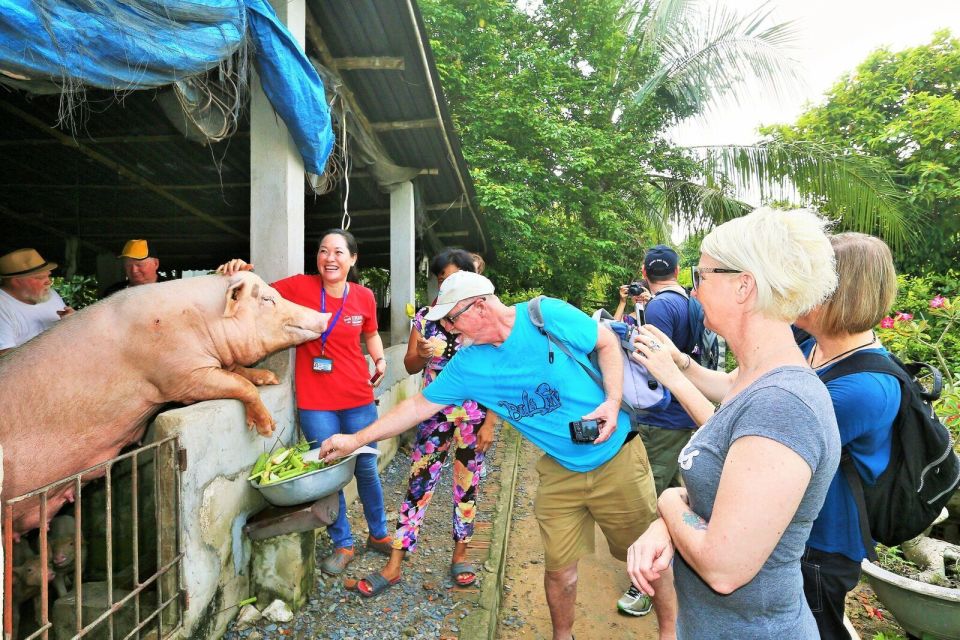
[0,272,329,538]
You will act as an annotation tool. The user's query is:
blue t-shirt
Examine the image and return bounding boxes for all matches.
[640,288,696,429]
[421,298,631,472]
[801,342,900,561]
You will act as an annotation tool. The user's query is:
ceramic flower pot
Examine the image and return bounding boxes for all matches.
[861,559,960,640]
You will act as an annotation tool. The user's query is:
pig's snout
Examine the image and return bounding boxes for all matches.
[285,310,330,342]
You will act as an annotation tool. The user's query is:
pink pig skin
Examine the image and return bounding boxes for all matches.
[0,272,329,537]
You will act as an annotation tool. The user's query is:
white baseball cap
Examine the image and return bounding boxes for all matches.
[424,271,495,321]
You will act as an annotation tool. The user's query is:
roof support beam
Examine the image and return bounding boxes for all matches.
[370,119,439,133]
[332,57,405,71]
[0,183,250,191]
[0,101,247,240]
[0,133,250,147]
[0,203,110,254]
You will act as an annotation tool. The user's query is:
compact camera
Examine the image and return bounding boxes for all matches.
[569,419,602,443]
[627,282,647,296]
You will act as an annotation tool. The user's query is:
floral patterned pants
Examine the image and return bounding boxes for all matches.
[392,400,486,552]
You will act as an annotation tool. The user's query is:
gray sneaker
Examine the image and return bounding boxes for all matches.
[617,584,653,616]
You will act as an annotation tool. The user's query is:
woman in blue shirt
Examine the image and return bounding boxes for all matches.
[794,232,901,640]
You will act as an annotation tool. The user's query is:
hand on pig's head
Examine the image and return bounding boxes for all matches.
[220,272,331,365]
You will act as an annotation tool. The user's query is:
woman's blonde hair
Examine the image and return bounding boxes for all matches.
[700,207,838,321]
[816,232,897,334]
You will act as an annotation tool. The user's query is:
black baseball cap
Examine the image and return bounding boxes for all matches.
[643,245,679,277]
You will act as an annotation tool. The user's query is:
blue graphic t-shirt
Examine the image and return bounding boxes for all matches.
[422,298,631,472]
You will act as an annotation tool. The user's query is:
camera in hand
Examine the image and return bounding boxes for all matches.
[627,282,646,296]
[569,419,602,443]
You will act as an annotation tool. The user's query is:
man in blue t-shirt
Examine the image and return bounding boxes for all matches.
[319,271,677,640]
[616,244,699,617]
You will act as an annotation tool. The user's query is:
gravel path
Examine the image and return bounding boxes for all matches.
[224,430,502,640]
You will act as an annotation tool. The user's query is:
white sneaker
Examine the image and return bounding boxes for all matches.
[617,584,653,616]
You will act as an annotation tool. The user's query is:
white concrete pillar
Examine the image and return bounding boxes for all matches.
[250,0,306,285]
[390,181,416,344]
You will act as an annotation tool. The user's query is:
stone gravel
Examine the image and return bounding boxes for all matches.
[224,431,502,640]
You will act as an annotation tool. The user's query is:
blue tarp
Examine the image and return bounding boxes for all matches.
[0,0,333,174]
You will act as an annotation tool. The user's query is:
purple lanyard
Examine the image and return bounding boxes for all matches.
[320,284,349,355]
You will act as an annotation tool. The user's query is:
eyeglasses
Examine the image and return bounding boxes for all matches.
[692,266,742,290]
[442,297,483,325]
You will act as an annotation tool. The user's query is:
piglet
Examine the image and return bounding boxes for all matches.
[0,272,330,538]
[11,540,54,637]
[47,514,84,597]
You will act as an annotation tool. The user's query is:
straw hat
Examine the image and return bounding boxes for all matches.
[0,248,57,277]
[118,239,152,260]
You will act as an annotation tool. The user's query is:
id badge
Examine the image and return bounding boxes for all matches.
[313,356,334,373]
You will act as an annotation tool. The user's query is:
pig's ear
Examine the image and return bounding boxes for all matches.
[223,278,246,318]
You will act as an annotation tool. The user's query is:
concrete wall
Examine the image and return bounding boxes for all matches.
[148,344,417,639]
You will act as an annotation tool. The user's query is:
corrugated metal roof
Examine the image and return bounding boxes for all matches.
[0,0,486,275]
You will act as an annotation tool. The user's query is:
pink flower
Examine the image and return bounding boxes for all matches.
[930,295,946,309]
[894,312,913,323]
[880,316,895,329]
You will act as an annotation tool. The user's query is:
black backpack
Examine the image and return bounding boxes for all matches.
[820,351,960,557]
[654,288,721,370]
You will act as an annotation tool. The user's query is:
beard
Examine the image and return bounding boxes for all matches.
[26,288,51,304]
[458,336,475,348]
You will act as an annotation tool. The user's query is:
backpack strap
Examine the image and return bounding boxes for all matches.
[527,296,639,425]
[840,453,878,562]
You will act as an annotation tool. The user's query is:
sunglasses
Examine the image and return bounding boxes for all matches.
[442,297,483,325]
[692,266,742,290]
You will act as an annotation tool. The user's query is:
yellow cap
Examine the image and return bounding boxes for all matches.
[119,239,150,260]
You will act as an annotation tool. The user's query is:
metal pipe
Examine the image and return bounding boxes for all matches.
[106,463,114,640]
[3,504,13,640]
[38,493,49,640]
[402,0,487,254]
[74,477,83,637]
[131,452,141,638]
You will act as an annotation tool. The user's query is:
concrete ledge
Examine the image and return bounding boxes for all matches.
[459,425,523,640]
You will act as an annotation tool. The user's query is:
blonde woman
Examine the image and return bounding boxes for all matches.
[626,207,841,638]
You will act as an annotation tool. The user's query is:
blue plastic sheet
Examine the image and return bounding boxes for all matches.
[0,0,333,173]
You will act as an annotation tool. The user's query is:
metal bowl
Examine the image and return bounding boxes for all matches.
[250,452,358,507]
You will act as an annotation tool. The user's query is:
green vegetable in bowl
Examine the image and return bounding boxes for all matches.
[247,439,343,486]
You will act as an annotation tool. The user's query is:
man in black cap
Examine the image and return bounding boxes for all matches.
[617,243,700,617]
[0,248,73,354]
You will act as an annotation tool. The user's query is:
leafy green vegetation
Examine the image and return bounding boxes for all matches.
[52,274,99,310]
[765,31,960,272]
[420,0,911,307]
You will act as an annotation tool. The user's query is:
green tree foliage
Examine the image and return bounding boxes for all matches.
[764,31,960,272]
[421,0,911,306]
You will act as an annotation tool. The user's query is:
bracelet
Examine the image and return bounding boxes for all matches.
[679,353,692,371]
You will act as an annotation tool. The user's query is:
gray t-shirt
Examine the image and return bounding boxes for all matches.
[674,366,840,639]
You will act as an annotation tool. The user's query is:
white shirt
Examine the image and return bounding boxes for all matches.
[0,287,66,349]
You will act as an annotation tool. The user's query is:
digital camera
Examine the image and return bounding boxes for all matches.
[627,282,646,296]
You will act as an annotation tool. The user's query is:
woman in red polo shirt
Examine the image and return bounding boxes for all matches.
[218,229,389,576]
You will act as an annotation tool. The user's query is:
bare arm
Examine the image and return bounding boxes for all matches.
[632,335,716,427]
[403,325,433,375]
[613,285,629,321]
[658,436,812,594]
[639,325,737,403]
[580,325,623,444]
[363,331,386,382]
[318,392,443,461]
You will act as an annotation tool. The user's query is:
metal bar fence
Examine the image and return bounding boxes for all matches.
[2,436,183,640]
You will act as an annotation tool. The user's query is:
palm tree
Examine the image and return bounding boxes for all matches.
[620,0,911,248]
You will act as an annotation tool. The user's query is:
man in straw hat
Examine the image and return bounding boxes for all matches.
[103,239,163,297]
[318,271,677,638]
[0,248,73,354]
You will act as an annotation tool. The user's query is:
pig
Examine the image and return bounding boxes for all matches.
[0,272,329,538]
[11,540,54,636]
[48,514,84,597]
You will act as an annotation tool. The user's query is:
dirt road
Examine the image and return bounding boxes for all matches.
[497,439,662,640]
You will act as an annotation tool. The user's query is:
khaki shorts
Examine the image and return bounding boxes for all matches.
[533,437,658,571]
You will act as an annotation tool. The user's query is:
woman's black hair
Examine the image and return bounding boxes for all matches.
[429,248,476,277]
[318,228,360,283]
